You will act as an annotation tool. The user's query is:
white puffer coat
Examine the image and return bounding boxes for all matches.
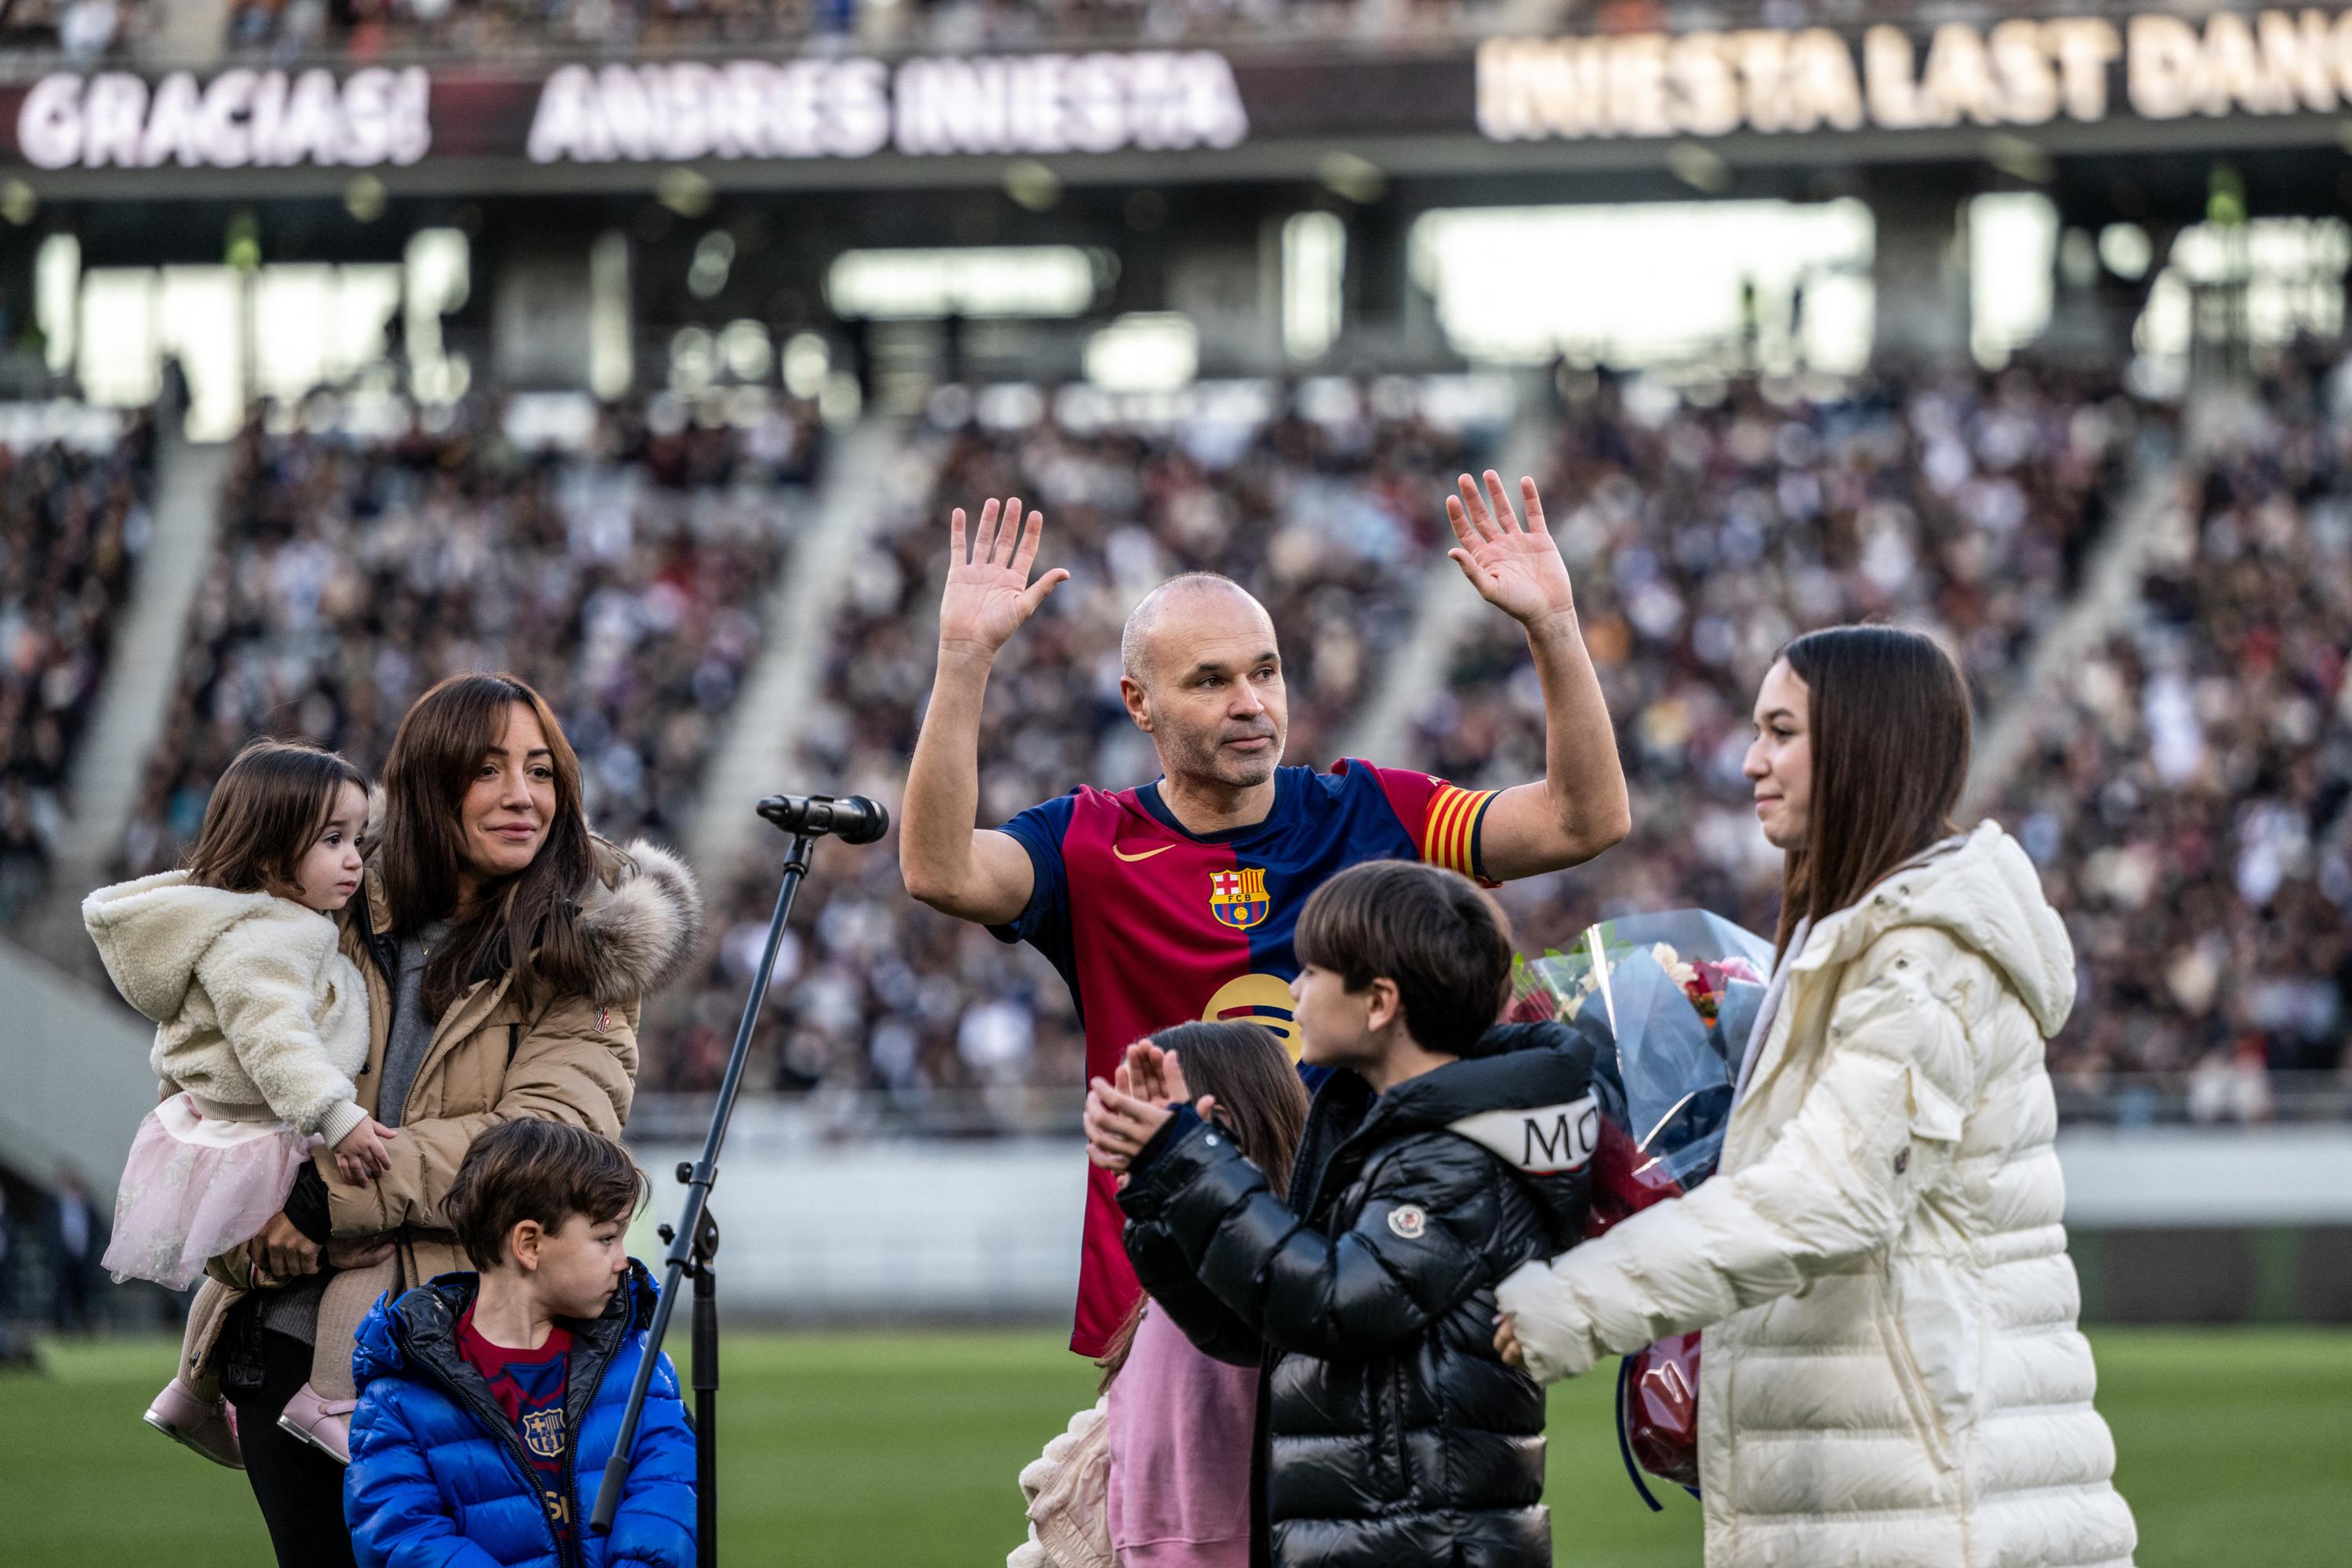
[1496,822,2137,1568]
[83,871,372,1145]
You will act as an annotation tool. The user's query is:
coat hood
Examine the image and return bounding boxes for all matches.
[1370,1021,1600,1138]
[82,871,330,1024]
[574,839,705,1004]
[351,835,704,1005]
[1312,1020,1599,1241]
[1796,820,2077,1038]
[353,1258,659,1392]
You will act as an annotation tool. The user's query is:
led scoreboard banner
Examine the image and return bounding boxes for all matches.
[5,11,2352,185]
[1475,11,2352,140]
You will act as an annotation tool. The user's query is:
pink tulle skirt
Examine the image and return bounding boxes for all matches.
[104,1094,318,1290]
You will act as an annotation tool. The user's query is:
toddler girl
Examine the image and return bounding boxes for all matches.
[84,739,394,1468]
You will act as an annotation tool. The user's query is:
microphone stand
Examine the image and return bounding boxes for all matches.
[590,795,885,1566]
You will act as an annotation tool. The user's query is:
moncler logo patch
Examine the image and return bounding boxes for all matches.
[1446,1097,1601,1174]
[1387,1204,1428,1240]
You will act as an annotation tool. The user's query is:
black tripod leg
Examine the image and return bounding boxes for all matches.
[693,1214,720,1568]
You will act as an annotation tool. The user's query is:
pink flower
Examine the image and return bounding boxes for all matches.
[1694,957,1763,996]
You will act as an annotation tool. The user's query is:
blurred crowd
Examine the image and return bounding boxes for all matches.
[2002,346,2352,1114]
[0,0,151,63]
[641,382,1499,1109]
[0,1167,120,1359]
[117,393,821,879]
[8,360,2337,1127]
[1410,361,2155,961]
[204,0,1320,60]
[0,0,1820,65]
[0,416,153,924]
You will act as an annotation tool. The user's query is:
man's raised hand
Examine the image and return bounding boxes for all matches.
[1446,471,1578,633]
[938,497,1070,662]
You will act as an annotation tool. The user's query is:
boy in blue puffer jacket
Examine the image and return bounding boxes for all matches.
[344,1119,695,1568]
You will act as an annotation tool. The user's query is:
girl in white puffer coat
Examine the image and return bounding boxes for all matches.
[84,740,396,1468]
[1496,626,2137,1568]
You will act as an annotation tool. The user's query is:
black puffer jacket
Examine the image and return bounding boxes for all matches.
[1119,1022,1597,1568]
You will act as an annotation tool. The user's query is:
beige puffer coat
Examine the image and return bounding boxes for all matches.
[182,836,702,1381]
[1496,822,2137,1568]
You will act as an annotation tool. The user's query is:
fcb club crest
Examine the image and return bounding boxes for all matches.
[1208,867,1271,931]
[521,1406,565,1459]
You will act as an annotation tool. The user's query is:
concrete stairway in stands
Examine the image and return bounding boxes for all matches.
[54,437,233,896]
[1,431,230,1184]
[10,434,230,977]
[687,418,907,875]
[1962,406,2209,815]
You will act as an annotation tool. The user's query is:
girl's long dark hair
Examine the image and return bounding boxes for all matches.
[1773,625,1973,960]
[1096,1021,1311,1391]
[375,673,597,1018]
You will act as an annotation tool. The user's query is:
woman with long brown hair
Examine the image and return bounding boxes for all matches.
[1495,626,2138,1568]
[179,673,702,1568]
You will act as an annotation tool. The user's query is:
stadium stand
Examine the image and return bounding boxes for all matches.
[1401,361,2160,960]
[114,392,822,879]
[0,0,150,63]
[165,0,1690,61]
[641,379,1503,1109]
[0,412,154,924]
[2002,347,2352,1114]
[650,363,2352,1120]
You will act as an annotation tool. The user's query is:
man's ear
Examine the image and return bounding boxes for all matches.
[1364,977,1403,1034]
[1120,673,1154,733]
[509,1218,545,1274]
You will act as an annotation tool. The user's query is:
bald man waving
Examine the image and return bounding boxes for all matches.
[900,474,1629,1356]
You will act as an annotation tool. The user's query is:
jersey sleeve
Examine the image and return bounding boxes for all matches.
[1351,760,1500,884]
[987,793,1079,962]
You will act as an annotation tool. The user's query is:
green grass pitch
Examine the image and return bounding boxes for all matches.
[2,1327,2345,1565]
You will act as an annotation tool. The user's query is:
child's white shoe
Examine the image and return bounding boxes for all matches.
[277,1381,354,1465]
[143,1377,244,1469]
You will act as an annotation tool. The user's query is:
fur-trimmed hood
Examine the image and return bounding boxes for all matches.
[350,835,704,1006]
[575,838,704,1004]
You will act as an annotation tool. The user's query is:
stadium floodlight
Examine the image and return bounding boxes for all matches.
[589,792,891,1564]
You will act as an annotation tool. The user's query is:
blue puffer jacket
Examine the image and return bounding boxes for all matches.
[345,1261,695,1568]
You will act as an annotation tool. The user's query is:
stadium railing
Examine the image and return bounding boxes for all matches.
[2053,1073,2352,1127]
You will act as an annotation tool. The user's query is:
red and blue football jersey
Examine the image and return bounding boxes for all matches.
[456,1306,575,1541]
[993,758,1499,1356]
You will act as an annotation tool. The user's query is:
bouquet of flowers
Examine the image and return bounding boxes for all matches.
[1507,909,1774,1505]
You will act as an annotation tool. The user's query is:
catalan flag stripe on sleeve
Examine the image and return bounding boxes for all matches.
[1424,784,1497,879]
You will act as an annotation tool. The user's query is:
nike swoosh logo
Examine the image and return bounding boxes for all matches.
[1112,844,1177,862]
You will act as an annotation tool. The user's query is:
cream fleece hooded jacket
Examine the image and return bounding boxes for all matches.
[1496,822,2136,1568]
[84,871,372,1147]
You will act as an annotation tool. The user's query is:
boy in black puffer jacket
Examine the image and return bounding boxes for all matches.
[1083,859,1596,1568]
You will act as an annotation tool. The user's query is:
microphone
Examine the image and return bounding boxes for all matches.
[756,793,891,844]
